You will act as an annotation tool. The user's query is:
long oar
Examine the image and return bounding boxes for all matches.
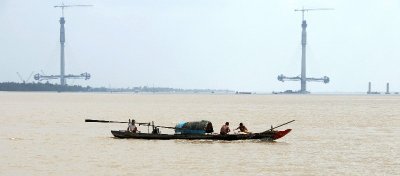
[85,119,179,129]
[85,119,150,125]
[85,119,127,123]
[130,123,177,129]
[155,125,179,129]
[268,120,295,131]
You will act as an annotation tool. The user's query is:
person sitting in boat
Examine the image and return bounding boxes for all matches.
[220,122,230,135]
[235,122,248,133]
[127,119,138,133]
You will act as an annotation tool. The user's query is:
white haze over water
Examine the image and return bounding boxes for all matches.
[0,0,399,92]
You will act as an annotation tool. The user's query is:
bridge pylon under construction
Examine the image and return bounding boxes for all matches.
[278,8,332,94]
[34,4,92,86]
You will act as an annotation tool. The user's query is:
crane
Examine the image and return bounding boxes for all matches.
[17,72,34,83]
[54,3,93,17]
[277,8,333,94]
[34,3,93,86]
[295,8,334,21]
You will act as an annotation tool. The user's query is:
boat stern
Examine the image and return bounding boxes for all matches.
[111,130,129,138]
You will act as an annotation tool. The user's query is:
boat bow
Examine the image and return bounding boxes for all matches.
[272,129,292,140]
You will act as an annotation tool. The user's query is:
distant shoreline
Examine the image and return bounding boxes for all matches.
[0,82,232,93]
[1,82,398,95]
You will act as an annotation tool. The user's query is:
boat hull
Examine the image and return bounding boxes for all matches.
[111,129,291,141]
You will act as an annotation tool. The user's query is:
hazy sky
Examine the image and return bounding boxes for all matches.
[1,0,399,92]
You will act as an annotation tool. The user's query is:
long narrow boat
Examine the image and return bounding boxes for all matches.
[85,119,294,141]
[111,129,292,141]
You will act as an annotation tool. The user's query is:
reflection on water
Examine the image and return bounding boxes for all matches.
[0,92,399,175]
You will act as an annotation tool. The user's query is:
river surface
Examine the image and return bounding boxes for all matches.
[0,92,399,175]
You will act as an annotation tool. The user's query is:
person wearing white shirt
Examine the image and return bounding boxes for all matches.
[127,119,138,133]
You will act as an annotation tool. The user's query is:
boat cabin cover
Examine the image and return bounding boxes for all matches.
[175,120,213,134]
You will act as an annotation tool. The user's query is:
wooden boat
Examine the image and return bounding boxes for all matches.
[85,119,294,141]
[111,129,291,141]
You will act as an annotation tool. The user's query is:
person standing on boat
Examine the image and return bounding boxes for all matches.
[220,122,230,135]
[127,119,138,133]
[235,123,248,133]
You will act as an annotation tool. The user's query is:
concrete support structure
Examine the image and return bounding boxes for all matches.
[300,20,307,93]
[60,17,66,85]
[367,82,380,94]
[34,5,92,86]
[277,8,332,93]
[368,82,371,94]
[386,83,390,94]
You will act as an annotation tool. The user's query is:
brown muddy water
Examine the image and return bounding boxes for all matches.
[0,92,399,175]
